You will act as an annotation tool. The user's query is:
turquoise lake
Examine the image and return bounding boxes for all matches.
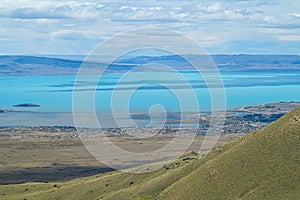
[0,70,300,127]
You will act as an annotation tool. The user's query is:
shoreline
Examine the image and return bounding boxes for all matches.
[0,101,299,134]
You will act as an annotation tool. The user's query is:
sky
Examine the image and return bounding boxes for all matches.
[0,0,300,55]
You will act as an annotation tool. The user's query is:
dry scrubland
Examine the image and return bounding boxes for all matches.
[0,106,299,199]
[0,128,240,185]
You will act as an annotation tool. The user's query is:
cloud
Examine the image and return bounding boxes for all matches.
[1,0,300,55]
[278,35,300,41]
[111,6,190,22]
[291,13,300,18]
[193,3,264,22]
[1,7,63,19]
[259,13,300,29]
[63,24,75,27]
[0,1,105,19]
[52,30,87,40]
[0,0,277,24]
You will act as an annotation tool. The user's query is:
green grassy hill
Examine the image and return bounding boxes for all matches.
[1,107,299,200]
[160,106,300,200]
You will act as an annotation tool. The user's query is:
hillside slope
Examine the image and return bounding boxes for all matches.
[1,107,299,200]
[159,106,300,199]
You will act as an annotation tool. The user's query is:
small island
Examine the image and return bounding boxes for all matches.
[13,103,40,108]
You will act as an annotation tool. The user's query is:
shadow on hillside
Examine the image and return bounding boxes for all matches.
[0,165,114,185]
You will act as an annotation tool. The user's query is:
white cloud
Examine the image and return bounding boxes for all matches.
[0,1,105,19]
[291,13,300,18]
[112,6,189,22]
[206,3,222,13]
[52,30,87,40]
[63,24,75,27]
[1,0,300,54]
[278,35,300,41]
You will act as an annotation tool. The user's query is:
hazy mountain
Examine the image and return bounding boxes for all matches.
[0,55,135,76]
[1,55,300,76]
[119,54,300,71]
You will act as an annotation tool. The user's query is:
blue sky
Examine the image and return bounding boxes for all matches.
[0,0,300,55]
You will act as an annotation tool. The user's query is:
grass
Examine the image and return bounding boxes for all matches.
[0,106,299,199]
[0,154,201,200]
[159,106,300,199]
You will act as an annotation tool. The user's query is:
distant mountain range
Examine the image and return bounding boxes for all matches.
[119,54,300,70]
[0,54,300,76]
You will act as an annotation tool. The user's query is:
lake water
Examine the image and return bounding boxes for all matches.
[1,70,300,127]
